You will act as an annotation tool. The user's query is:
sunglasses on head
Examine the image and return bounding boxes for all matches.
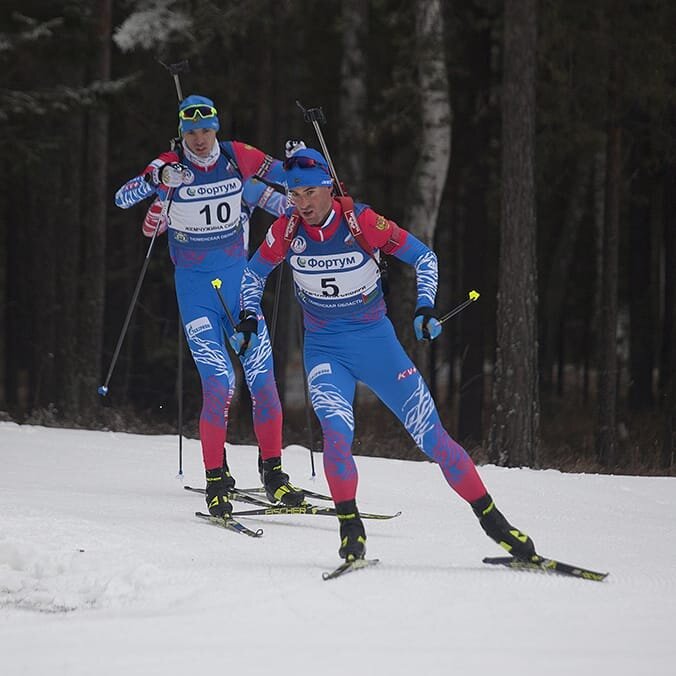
[179,104,218,121]
[283,155,325,170]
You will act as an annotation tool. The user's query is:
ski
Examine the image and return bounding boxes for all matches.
[194,511,264,538]
[184,485,274,507]
[184,486,399,520]
[322,558,380,581]
[238,486,333,502]
[482,555,608,582]
[231,505,401,520]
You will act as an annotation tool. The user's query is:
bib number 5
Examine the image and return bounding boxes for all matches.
[321,277,339,297]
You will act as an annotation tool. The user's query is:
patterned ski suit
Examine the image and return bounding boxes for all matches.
[115,141,287,470]
[240,198,488,504]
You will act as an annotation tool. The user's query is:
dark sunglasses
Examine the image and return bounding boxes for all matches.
[283,155,325,170]
[179,104,218,121]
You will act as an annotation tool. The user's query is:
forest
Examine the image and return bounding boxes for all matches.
[1,0,674,474]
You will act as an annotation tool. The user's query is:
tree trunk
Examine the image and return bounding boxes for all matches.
[338,0,368,200]
[596,51,622,468]
[585,148,607,402]
[78,0,112,417]
[627,161,655,411]
[541,157,592,393]
[661,162,676,469]
[489,0,540,467]
[396,0,451,370]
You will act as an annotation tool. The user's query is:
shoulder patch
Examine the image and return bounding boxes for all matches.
[375,215,388,231]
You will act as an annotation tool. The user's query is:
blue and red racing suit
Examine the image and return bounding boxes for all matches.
[115,140,287,471]
[240,198,488,504]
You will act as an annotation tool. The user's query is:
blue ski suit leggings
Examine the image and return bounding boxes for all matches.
[175,260,282,471]
[304,317,487,505]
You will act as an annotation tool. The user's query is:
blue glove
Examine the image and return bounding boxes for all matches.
[413,307,442,342]
[229,310,260,357]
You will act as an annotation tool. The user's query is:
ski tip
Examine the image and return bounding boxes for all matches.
[322,557,380,581]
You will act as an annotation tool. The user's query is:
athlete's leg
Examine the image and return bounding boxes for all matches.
[218,265,283,461]
[239,314,283,460]
[357,319,536,558]
[304,339,358,504]
[175,269,235,471]
[357,319,487,503]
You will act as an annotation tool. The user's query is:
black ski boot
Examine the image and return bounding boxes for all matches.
[205,467,233,518]
[471,493,536,560]
[221,447,236,492]
[336,499,367,561]
[261,457,305,506]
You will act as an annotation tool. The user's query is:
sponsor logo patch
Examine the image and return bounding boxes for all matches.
[186,316,213,338]
[291,252,363,271]
[397,366,417,381]
[375,215,388,231]
[291,236,306,253]
[182,178,241,199]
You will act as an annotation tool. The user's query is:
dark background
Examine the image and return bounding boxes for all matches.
[1,0,674,474]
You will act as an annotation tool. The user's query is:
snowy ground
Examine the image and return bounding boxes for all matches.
[1,422,674,675]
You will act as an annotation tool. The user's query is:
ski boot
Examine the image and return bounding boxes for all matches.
[261,457,305,506]
[221,447,236,492]
[336,499,367,561]
[471,493,535,561]
[205,467,233,518]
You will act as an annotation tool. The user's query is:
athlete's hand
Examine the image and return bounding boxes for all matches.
[413,307,442,342]
[285,139,306,158]
[229,310,260,357]
[154,162,191,187]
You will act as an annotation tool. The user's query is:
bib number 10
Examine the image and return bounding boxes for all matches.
[199,202,231,225]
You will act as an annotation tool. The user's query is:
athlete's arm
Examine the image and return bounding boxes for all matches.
[240,216,289,312]
[114,151,177,208]
[359,207,438,308]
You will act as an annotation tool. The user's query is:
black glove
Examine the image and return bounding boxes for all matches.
[230,310,259,357]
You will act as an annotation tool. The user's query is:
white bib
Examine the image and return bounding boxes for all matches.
[289,251,380,300]
[170,178,243,235]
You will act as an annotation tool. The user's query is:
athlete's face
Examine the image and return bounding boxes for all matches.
[183,128,217,157]
[288,186,333,225]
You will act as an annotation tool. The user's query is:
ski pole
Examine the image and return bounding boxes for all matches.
[439,289,480,324]
[159,59,189,101]
[98,194,174,396]
[160,59,189,475]
[269,264,283,347]
[296,100,345,196]
[210,278,238,332]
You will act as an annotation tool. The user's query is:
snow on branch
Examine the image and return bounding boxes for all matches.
[114,0,192,52]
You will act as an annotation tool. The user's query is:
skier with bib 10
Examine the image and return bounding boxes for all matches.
[114,96,305,517]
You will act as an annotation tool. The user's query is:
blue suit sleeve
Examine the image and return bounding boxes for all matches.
[241,251,278,313]
[114,174,158,208]
[242,177,288,218]
[391,232,438,308]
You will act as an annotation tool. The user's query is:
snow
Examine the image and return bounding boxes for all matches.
[113,1,191,53]
[1,422,674,675]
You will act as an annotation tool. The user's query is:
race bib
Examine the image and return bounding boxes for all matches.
[289,251,379,300]
[169,178,243,235]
